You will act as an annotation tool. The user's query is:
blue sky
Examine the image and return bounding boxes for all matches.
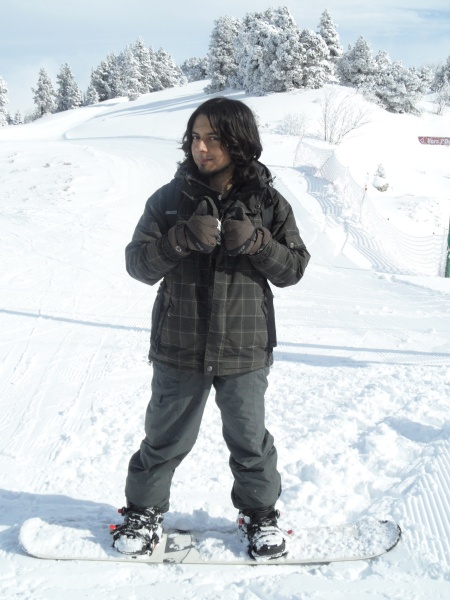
[1,1,449,113]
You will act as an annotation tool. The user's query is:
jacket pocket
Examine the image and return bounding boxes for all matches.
[150,284,172,352]
[263,286,277,350]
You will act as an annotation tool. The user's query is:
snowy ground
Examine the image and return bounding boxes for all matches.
[0,81,449,599]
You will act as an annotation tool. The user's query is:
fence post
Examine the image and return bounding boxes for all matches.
[446,218,450,277]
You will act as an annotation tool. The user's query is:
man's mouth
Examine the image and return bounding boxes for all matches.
[197,157,213,167]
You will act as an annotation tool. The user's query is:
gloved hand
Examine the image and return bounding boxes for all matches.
[168,200,219,254]
[222,207,271,256]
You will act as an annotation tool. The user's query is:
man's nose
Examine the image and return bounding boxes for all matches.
[196,139,208,152]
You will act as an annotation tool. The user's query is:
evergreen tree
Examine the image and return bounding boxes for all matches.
[415,66,434,96]
[90,61,112,101]
[181,57,209,82]
[317,9,343,65]
[370,50,393,104]
[232,6,332,95]
[90,53,121,101]
[84,83,100,105]
[205,15,240,93]
[153,48,186,89]
[131,37,155,94]
[374,50,392,74]
[90,41,182,99]
[234,7,305,95]
[299,28,332,88]
[56,63,82,112]
[337,36,377,91]
[104,53,124,99]
[24,112,38,124]
[14,110,24,125]
[32,68,56,116]
[117,46,141,100]
[372,49,432,114]
[433,55,450,91]
[375,60,427,114]
[232,10,269,94]
[146,46,164,92]
[261,6,306,92]
[0,76,9,126]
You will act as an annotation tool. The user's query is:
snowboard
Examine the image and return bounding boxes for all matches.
[19,513,401,565]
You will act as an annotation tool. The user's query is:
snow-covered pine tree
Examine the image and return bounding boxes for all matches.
[299,28,332,88]
[0,76,9,126]
[317,9,343,68]
[14,110,24,125]
[90,53,122,101]
[56,63,82,112]
[32,68,57,117]
[144,46,164,92]
[205,15,240,93]
[153,48,186,90]
[337,36,377,92]
[233,10,271,94]
[90,61,112,101]
[84,83,99,106]
[106,53,126,100]
[415,65,434,95]
[117,46,141,100]
[131,38,155,94]
[369,50,393,104]
[234,6,305,95]
[181,57,209,82]
[432,55,450,91]
[261,6,305,92]
[374,60,426,114]
[375,50,392,74]
[229,14,252,92]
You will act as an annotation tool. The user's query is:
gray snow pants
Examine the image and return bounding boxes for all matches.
[125,362,281,513]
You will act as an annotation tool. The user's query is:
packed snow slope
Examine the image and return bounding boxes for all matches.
[0,81,449,599]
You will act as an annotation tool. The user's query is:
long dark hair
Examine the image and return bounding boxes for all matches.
[180,97,263,185]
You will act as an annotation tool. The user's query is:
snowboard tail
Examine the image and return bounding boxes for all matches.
[19,513,401,565]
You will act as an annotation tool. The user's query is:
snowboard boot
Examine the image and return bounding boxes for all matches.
[110,503,163,556]
[238,506,287,560]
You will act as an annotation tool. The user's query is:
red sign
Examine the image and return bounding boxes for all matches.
[418,136,450,146]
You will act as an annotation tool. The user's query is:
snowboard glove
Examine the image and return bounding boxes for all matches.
[168,200,219,254]
[222,207,271,256]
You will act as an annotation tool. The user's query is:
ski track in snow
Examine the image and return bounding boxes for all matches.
[0,83,449,599]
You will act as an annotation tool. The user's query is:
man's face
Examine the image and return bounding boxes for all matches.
[191,114,234,179]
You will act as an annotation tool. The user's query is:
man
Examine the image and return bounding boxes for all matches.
[111,97,310,560]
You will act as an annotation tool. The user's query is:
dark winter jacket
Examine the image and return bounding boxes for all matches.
[125,162,310,376]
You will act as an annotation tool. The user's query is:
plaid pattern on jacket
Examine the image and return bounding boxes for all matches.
[125,162,310,376]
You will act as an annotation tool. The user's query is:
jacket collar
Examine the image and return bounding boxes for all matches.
[175,161,274,196]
